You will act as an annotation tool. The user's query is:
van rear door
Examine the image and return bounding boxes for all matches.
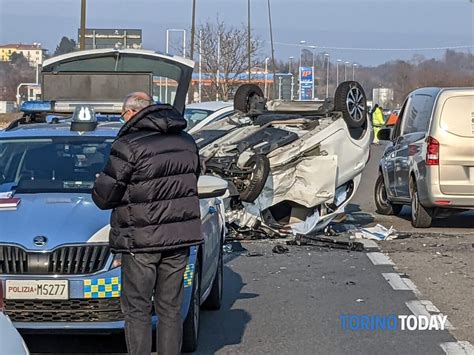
[437,91,474,196]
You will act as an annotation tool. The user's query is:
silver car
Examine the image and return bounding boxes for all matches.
[375,87,474,227]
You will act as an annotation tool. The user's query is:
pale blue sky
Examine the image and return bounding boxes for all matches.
[0,0,473,66]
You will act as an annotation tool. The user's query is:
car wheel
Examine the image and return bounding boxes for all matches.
[334,81,367,128]
[239,154,270,203]
[202,241,223,310]
[182,259,201,353]
[374,173,402,215]
[410,180,432,228]
[234,84,264,114]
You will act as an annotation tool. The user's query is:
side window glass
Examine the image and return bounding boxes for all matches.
[396,98,411,137]
[402,94,433,135]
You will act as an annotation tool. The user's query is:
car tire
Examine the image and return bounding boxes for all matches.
[334,81,367,128]
[239,154,270,203]
[182,259,201,353]
[202,241,223,310]
[234,84,264,114]
[410,180,433,228]
[374,173,402,215]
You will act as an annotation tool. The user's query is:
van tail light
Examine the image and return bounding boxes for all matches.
[426,136,439,166]
[0,282,4,312]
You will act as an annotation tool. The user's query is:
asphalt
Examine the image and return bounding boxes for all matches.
[24,143,472,354]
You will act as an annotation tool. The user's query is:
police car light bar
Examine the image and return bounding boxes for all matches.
[54,101,123,114]
[20,101,54,113]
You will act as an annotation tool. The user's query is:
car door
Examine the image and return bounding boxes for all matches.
[383,98,408,197]
[394,93,433,198]
[198,197,220,293]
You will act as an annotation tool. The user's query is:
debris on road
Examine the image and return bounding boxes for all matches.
[272,244,289,254]
[351,224,400,241]
[291,234,365,252]
[246,251,264,257]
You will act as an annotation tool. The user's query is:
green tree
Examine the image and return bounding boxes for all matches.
[10,52,28,66]
[54,37,77,56]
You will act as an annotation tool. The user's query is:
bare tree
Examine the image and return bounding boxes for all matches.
[197,19,261,101]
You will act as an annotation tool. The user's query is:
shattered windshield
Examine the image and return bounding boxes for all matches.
[0,137,113,193]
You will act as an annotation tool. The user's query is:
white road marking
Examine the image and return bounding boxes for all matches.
[367,252,395,265]
[382,273,420,295]
[359,239,379,250]
[440,341,474,354]
[406,300,454,330]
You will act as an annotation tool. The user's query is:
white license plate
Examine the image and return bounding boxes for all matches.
[5,280,69,300]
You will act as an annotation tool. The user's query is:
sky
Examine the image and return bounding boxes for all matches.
[0,0,473,66]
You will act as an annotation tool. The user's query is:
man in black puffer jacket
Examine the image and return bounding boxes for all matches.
[92,92,201,355]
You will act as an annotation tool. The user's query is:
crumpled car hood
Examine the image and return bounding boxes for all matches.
[0,193,110,251]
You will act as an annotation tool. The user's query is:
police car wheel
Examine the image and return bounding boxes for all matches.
[182,259,201,353]
[202,241,223,310]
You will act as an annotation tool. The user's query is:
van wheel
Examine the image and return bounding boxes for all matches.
[202,241,223,310]
[182,259,201,353]
[334,81,367,128]
[410,180,432,228]
[239,154,270,203]
[374,173,402,215]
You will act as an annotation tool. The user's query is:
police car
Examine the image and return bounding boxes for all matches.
[0,49,227,352]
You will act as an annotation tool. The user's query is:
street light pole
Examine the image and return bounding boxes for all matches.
[352,63,357,80]
[288,56,294,74]
[336,59,341,86]
[264,57,269,97]
[324,53,330,99]
[248,0,252,82]
[298,40,306,100]
[310,45,316,100]
[344,61,350,81]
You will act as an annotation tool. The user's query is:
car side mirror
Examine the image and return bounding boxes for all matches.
[198,175,228,199]
[377,127,393,141]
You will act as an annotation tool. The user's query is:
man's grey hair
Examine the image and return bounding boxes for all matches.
[122,92,154,112]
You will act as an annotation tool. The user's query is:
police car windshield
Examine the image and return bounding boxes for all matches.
[0,137,113,193]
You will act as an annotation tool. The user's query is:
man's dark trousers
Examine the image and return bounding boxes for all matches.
[121,248,189,355]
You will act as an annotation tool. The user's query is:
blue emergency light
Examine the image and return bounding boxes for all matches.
[20,101,54,113]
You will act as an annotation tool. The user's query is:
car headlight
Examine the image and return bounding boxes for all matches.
[109,253,122,270]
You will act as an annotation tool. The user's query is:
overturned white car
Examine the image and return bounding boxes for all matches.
[192,82,372,236]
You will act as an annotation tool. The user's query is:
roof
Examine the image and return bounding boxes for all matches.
[0,121,121,139]
[0,44,43,50]
[185,101,233,111]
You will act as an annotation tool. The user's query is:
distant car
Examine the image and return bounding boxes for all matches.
[375,87,474,228]
[184,101,234,134]
[0,49,228,353]
[194,82,372,236]
[0,283,29,355]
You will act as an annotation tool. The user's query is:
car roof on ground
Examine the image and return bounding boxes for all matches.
[185,101,233,111]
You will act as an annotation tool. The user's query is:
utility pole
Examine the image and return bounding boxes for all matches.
[80,0,86,50]
[267,0,276,99]
[248,0,251,82]
[188,0,197,103]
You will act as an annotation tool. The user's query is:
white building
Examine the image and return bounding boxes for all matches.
[0,43,45,66]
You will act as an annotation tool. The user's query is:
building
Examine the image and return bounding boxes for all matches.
[0,101,16,113]
[372,87,394,108]
[78,29,142,50]
[0,43,45,66]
